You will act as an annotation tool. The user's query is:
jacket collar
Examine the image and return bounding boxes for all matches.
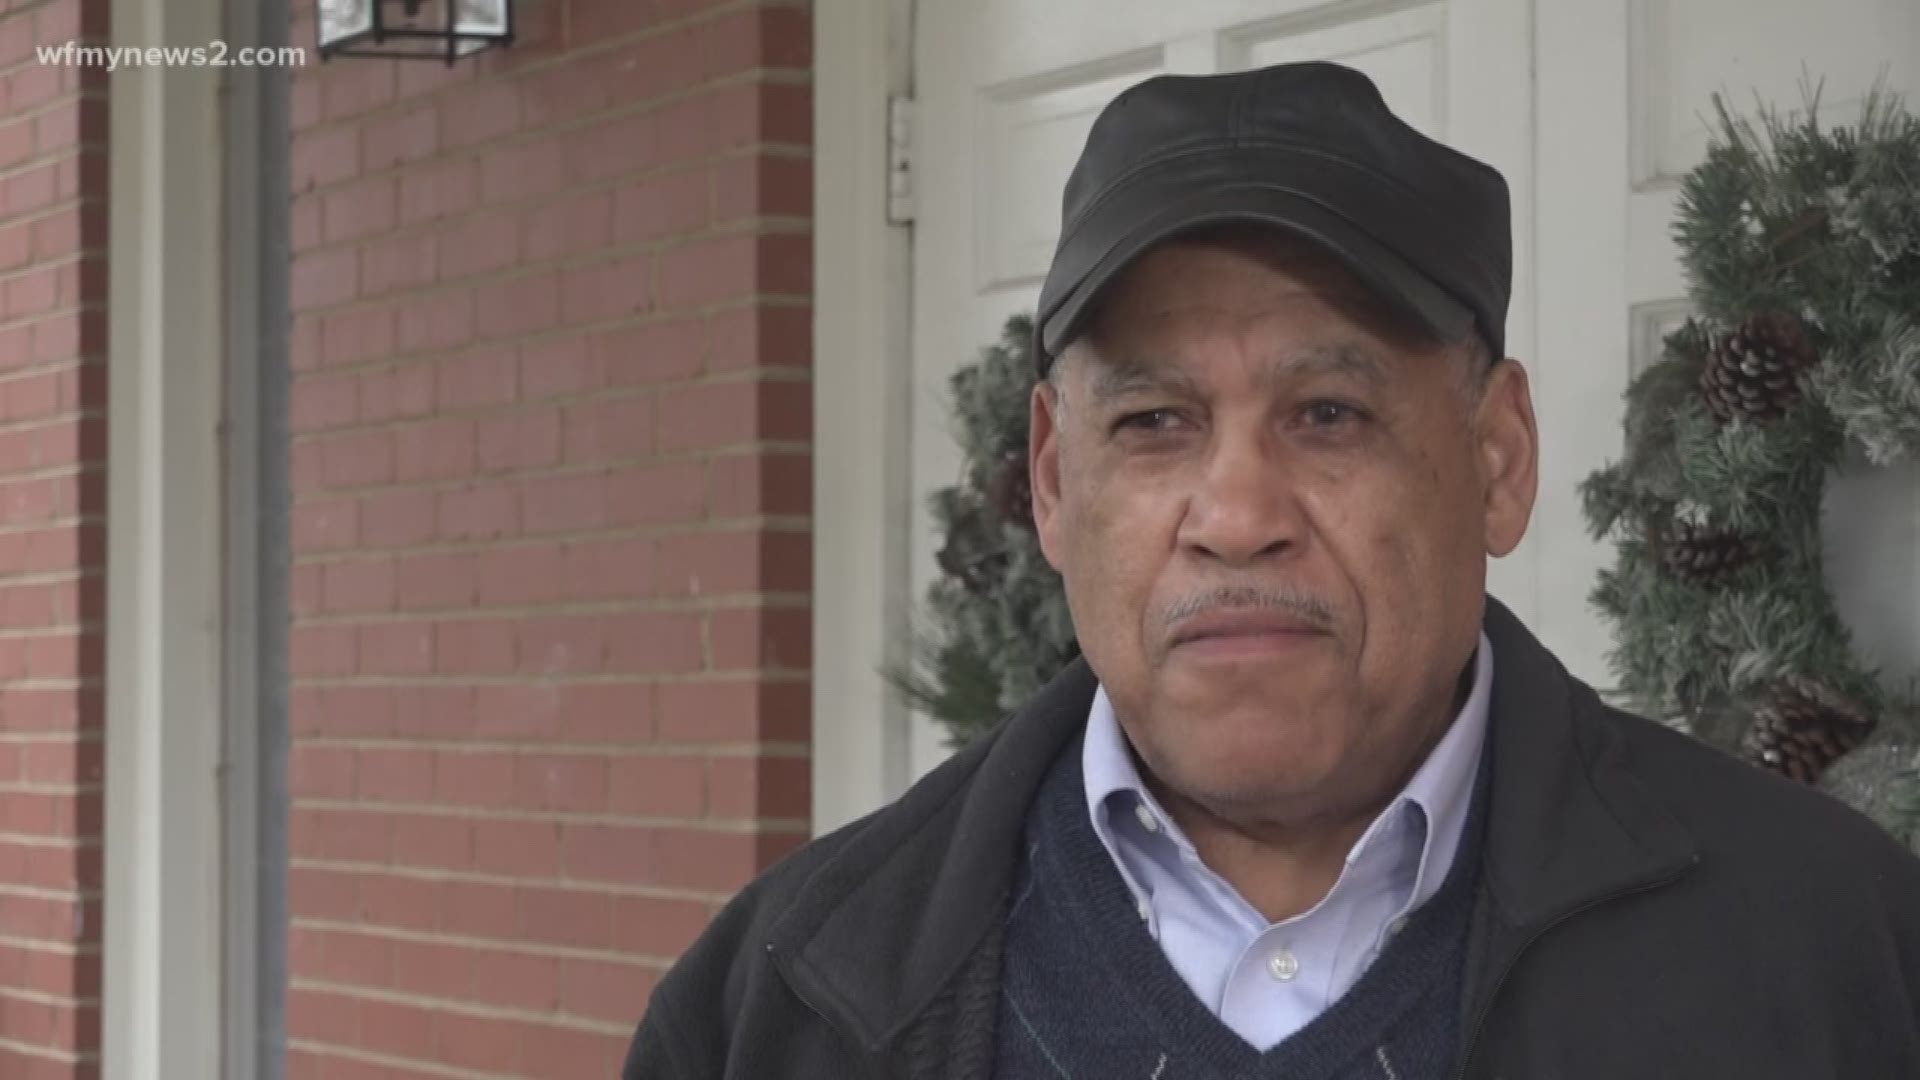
[1472,596,1698,927]
[769,594,1700,1053]
[765,645,1095,1055]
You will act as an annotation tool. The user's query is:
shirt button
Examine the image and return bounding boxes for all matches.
[1134,802,1160,833]
[1137,896,1152,922]
[1389,916,1409,936]
[1267,950,1299,981]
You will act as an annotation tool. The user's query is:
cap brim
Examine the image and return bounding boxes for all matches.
[1038,180,1475,366]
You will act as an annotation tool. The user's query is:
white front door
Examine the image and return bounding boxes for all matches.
[908,0,1534,780]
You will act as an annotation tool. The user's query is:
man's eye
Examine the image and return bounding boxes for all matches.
[1303,401,1367,426]
[1114,409,1182,433]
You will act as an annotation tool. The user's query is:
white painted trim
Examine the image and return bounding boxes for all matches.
[1532,0,1634,683]
[102,0,228,1073]
[811,0,917,836]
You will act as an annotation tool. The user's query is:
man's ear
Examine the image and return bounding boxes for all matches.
[1030,373,1067,572]
[1476,357,1539,558]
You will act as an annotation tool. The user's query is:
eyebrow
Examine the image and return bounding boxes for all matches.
[1084,343,1391,407]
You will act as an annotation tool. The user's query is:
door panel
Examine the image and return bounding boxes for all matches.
[1233,4,1447,138]
[976,55,1165,291]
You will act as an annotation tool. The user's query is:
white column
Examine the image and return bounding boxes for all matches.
[102,0,227,1074]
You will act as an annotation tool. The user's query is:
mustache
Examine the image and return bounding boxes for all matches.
[1162,585,1335,632]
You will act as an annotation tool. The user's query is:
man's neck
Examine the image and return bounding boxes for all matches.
[1141,652,1478,924]
[1148,778,1377,922]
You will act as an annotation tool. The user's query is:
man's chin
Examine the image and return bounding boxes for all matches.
[1152,659,1335,715]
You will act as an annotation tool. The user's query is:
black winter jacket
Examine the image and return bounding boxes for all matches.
[625,596,1920,1079]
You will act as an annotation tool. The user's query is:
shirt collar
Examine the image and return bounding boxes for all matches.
[1395,628,1495,909]
[1082,629,1495,913]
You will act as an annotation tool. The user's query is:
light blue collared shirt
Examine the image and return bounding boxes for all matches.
[1082,630,1493,1051]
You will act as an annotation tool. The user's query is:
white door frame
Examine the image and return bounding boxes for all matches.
[811,0,919,834]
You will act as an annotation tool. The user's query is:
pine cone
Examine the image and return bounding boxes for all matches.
[1700,311,1818,422]
[1654,519,1764,585]
[1741,677,1876,784]
[985,450,1034,530]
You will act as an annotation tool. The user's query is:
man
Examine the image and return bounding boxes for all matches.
[625,62,1920,1079]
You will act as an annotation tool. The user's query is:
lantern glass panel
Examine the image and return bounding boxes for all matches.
[454,0,508,35]
[317,0,373,46]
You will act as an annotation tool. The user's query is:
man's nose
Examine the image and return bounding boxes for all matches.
[1174,424,1308,567]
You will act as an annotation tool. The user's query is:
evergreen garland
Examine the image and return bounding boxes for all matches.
[883,315,1079,748]
[1581,85,1920,849]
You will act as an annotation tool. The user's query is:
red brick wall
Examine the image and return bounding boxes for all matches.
[0,2,107,1078]
[285,1,812,1075]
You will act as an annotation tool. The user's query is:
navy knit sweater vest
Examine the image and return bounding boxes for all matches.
[992,731,1490,1080]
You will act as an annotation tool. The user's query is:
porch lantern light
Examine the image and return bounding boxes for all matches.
[316,0,513,64]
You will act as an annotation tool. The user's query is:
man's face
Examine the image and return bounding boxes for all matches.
[1030,233,1538,825]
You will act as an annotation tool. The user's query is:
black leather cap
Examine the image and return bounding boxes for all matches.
[1035,61,1511,376]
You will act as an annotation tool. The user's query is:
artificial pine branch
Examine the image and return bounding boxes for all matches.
[1584,81,1920,832]
[1893,755,1920,854]
[882,314,1080,748]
